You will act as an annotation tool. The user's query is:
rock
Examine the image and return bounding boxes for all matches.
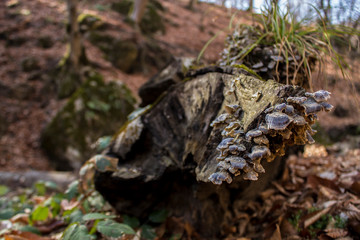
[93,67,332,237]
[21,57,40,72]
[41,73,136,170]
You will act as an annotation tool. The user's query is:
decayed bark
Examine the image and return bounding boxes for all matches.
[94,67,332,237]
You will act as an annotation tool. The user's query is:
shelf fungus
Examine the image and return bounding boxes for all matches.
[209,89,333,185]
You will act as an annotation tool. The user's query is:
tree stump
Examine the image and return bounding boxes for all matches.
[94,67,332,237]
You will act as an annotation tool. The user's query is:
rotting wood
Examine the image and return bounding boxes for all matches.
[94,67,332,237]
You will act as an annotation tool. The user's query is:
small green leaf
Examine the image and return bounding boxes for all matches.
[62,223,91,240]
[97,220,135,237]
[65,180,79,200]
[44,181,58,190]
[34,182,46,196]
[141,224,156,240]
[68,210,83,224]
[83,213,116,221]
[149,209,168,223]
[18,225,41,235]
[0,209,15,220]
[123,215,140,228]
[31,205,49,222]
[0,185,9,196]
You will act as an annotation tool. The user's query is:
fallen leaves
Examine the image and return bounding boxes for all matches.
[226,144,360,239]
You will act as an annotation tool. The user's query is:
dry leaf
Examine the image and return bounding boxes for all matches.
[325,228,348,238]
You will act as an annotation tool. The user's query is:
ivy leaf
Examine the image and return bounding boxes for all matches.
[82,213,116,221]
[141,224,156,240]
[65,180,79,200]
[149,209,168,223]
[89,155,118,172]
[31,205,49,222]
[34,182,46,196]
[97,220,135,237]
[0,185,9,196]
[123,215,140,228]
[62,223,91,240]
[0,208,15,220]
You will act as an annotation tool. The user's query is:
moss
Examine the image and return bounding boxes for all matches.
[41,72,136,170]
[77,13,103,32]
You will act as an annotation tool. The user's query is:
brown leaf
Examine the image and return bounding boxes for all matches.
[34,219,66,234]
[306,175,341,193]
[280,218,298,237]
[349,181,360,195]
[10,213,29,225]
[325,228,348,238]
[269,224,281,240]
[302,206,334,229]
[4,231,51,240]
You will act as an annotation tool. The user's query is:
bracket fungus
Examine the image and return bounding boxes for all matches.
[209,89,333,185]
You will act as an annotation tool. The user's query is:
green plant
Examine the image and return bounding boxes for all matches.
[220,2,359,89]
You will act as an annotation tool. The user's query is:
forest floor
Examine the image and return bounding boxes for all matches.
[0,0,360,239]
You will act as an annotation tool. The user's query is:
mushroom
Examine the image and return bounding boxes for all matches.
[228,144,246,154]
[210,113,230,127]
[209,171,233,185]
[274,103,287,112]
[284,104,294,114]
[217,161,231,171]
[301,98,323,115]
[320,102,334,112]
[292,114,307,125]
[226,156,247,170]
[253,135,269,145]
[265,112,292,130]
[286,96,307,105]
[225,104,241,114]
[247,146,271,160]
[245,129,263,141]
[305,90,331,102]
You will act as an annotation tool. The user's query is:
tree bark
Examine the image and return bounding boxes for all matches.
[94,67,332,237]
[67,0,82,72]
[131,0,149,25]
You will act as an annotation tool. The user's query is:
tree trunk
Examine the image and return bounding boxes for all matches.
[131,0,149,25]
[247,0,253,12]
[94,67,332,237]
[67,0,82,72]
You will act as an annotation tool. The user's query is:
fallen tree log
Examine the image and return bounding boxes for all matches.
[94,67,332,237]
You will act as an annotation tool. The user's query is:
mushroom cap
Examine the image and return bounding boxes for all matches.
[306,90,331,102]
[211,113,230,127]
[247,145,271,160]
[301,98,323,115]
[226,156,247,170]
[217,161,231,171]
[265,112,292,130]
[209,171,233,185]
[253,135,269,145]
[243,170,258,181]
[225,104,241,114]
[274,103,287,111]
[225,121,241,132]
[245,129,263,140]
[216,138,234,151]
[285,104,294,114]
[286,96,307,105]
[228,144,246,154]
[320,102,334,112]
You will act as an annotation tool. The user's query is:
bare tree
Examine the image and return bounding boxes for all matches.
[131,0,149,26]
[67,0,82,73]
[187,0,197,10]
[248,0,253,12]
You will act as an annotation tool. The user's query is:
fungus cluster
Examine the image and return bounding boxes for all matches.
[209,90,333,185]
